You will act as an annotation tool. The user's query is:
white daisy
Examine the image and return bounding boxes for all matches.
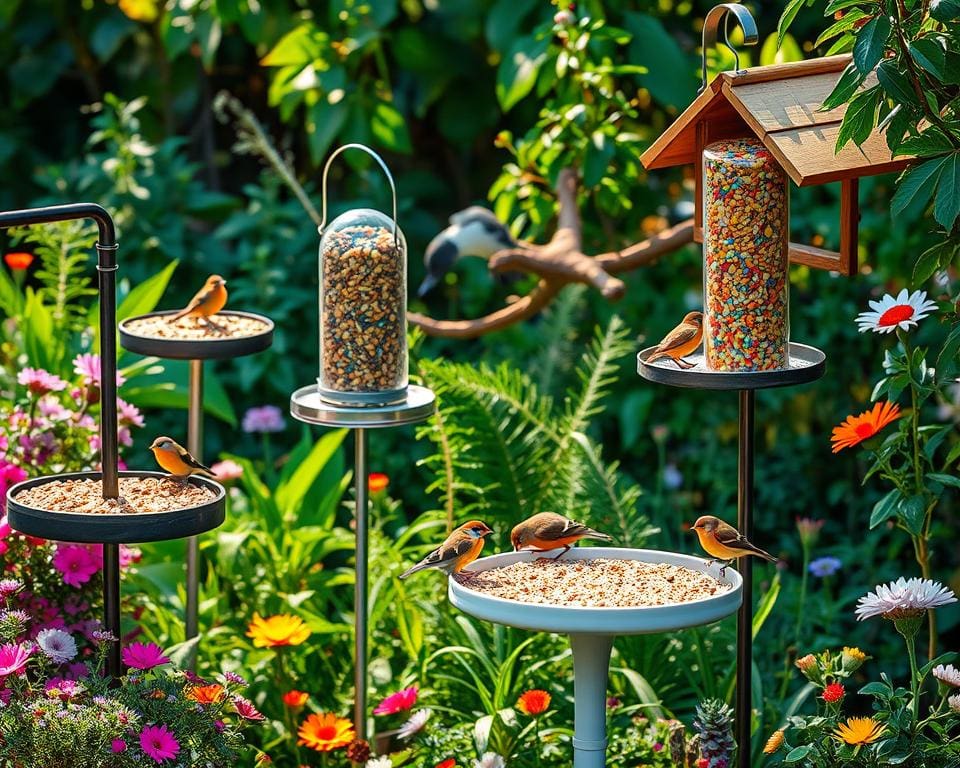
[474,754,506,768]
[933,664,960,687]
[35,628,77,664]
[855,577,957,621]
[397,708,431,740]
[366,758,392,768]
[950,694,960,714]
[855,288,937,334]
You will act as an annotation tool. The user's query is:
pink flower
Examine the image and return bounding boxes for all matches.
[117,398,144,427]
[232,696,266,721]
[44,677,83,700]
[374,685,418,715]
[52,545,102,587]
[0,642,32,677]
[73,353,126,389]
[242,405,285,434]
[0,579,22,599]
[211,460,243,481]
[119,544,141,568]
[112,739,127,753]
[17,368,67,396]
[122,642,170,671]
[139,724,180,763]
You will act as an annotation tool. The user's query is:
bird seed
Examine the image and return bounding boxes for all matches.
[13,477,216,515]
[124,313,268,339]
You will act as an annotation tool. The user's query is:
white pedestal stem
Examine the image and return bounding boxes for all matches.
[570,633,614,768]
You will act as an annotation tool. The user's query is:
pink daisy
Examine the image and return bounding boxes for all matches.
[0,642,32,677]
[52,545,102,587]
[117,398,144,427]
[139,724,180,763]
[72,353,126,388]
[211,459,243,481]
[374,685,418,715]
[122,642,170,671]
[17,368,67,396]
[232,695,266,721]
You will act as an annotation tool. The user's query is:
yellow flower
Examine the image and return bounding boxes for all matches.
[119,0,159,22]
[841,646,868,672]
[763,729,785,755]
[795,654,816,671]
[297,712,355,752]
[833,717,887,745]
[246,612,311,648]
[843,647,866,662]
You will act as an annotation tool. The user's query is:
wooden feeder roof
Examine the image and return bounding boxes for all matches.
[640,55,911,186]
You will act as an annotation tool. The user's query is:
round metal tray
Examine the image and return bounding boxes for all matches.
[637,342,826,390]
[449,548,742,636]
[119,311,274,360]
[6,471,225,543]
[290,383,436,428]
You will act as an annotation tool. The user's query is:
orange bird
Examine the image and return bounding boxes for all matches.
[646,311,703,369]
[170,274,228,330]
[149,436,216,484]
[511,511,613,560]
[400,520,494,579]
[690,515,776,574]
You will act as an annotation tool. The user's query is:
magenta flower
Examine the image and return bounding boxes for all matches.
[374,685,418,715]
[52,544,102,587]
[211,459,243,481]
[122,642,170,671]
[119,544,141,568]
[0,578,22,599]
[242,405,285,434]
[0,642,32,678]
[73,353,126,388]
[232,695,266,721]
[112,739,127,753]
[139,724,180,763]
[117,398,144,427]
[17,367,67,396]
[44,677,83,700]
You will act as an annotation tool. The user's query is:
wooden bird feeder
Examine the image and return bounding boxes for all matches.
[641,25,913,276]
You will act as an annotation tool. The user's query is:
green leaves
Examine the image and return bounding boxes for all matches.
[777,0,808,48]
[496,36,549,111]
[822,63,867,111]
[853,15,891,74]
[934,152,960,229]
[370,102,412,154]
[835,86,880,149]
[784,745,816,763]
[893,152,960,229]
[624,13,696,108]
[870,489,901,528]
[890,157,947,218]
[909,37,948,81]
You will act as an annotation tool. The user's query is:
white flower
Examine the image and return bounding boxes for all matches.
[855,288,937,334]
[397,708,431,740]
[949,694,960,714]
[855,577,957,621]
[366,758,392,768]
[35,628,77,663]
[474,754,506,768]
[933,664,960,687]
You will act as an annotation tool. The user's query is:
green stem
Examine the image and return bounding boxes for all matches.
[534,717,541,768]
[905,631,920,726]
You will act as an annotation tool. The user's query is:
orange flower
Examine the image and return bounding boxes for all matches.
[517,689,551,716]
[436,760,457,768]
[283,690,309,708]
[187,684,226,704]
[246,612,311,648]
[368,473,389,493]
[831,401,902,453]
[763,729,785,755]
[297,712,355,752]
[4,252,33,271]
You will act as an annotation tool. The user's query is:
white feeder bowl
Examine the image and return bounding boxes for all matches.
[448,547,743,768]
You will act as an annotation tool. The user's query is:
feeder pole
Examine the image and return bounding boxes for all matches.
[735,389,754,768]
[354,428,369,739]
[185,358,204,656]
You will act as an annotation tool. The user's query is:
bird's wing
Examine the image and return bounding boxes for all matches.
[714,526,774,559]
[401,536,474,578]
[534,514,610,542]
[655,324,699,353]
[176,447,214,474]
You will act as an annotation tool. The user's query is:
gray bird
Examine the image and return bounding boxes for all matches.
[418,206,517,297]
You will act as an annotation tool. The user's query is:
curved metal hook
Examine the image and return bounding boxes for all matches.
[699,3,759,93]
[319,143,399,247]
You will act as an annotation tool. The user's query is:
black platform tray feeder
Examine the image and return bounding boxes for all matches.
[119,309,274,360]
[0,203,226,677]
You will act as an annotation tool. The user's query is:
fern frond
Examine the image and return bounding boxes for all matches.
[529,284,586,397]
[567,314,633,433]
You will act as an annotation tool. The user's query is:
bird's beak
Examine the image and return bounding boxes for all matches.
[221,279,227,286]
[417,273,439,297]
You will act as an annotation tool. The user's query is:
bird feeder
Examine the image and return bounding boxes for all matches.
[640,6,912,278]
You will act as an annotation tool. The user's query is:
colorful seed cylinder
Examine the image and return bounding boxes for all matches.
[703,139,789,372]
[319,209,408,405]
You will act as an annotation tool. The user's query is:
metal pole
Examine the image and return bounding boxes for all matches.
[185,359,204,653]
[736,389,755,768]
[570,633,614,768]
[354,427,369,739]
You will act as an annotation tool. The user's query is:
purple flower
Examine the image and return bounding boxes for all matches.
[17,368,67,396]
[36,628,78,664]
[52,545,102,587]
[662,463,683,490]
[121,642,170,671]
[111,739,127,753]
[223,671,247,686]
[139,724,180,763]
[808,556,842,578]
[0,579,23,599]
[242,405,285,434]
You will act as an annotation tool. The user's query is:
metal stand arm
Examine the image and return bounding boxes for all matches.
[736,390,754,768]
[354,427,369,740]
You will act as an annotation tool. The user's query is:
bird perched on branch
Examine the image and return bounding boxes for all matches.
[690,515,776,575]
[646,311,703,369]
[169,274,228,331]
[511,511,613,560]
[418,207,517,296]
[149,436,216,485]
[400,520,494,579]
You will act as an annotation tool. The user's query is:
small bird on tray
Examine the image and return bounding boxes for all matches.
[400,520,493,579]
[169,274,228,332]
[690,515,776,575]
[150,436,217,486]
[511,511,613,560]
[645,311,703,369]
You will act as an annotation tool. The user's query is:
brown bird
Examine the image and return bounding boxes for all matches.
[690,515,776,575]
[400,520,494,579]
[646,311,704,369]
[169,274,228,332]
[149,436,216,485]
[511,511,613,560]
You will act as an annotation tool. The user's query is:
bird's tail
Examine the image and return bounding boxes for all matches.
[646,350,669,363]
[752,547,777,563]
[582,528,613,542]
[169,306,192,322]
[399,561,431,580]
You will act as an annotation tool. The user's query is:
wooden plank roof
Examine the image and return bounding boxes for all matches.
[639,54,912,186]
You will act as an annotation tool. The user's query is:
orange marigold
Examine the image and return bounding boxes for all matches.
[297,712,355,752]
[283,690,309,708]
[831,401,902,453]
[246,612,311,648]
[517,689,551,716]
[368,473,389,493]
[187,684,226,704]
[3,252,33,271]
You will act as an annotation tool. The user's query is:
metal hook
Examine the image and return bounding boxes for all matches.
[319,143,399,248]
[699,3,759,93]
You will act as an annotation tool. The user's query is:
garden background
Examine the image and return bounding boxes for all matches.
[0,0,958,766]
